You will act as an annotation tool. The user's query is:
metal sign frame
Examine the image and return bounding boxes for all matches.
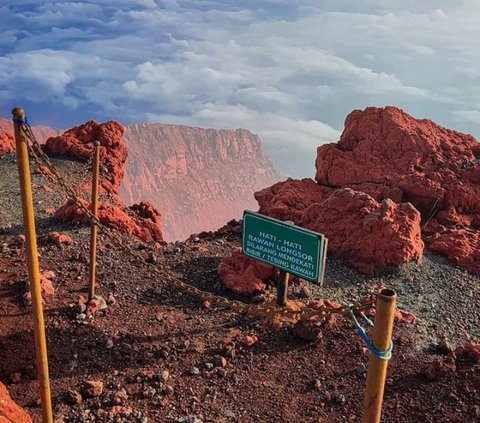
[242,211,327,285]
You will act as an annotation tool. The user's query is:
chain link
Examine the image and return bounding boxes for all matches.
[18,121,375,321]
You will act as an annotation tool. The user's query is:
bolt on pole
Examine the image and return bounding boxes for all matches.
[88,140,101,301]
[12,107,53,423]
[362,288,397,423]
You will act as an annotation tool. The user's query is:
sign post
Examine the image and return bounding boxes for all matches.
[277,270,289,306]
[242,211,327,303]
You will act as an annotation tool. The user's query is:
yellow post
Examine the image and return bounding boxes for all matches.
[12,107,53,423]
[88,140,101,301]
[362,288,397,423]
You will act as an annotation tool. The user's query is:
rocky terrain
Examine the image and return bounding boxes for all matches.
[218,106,480,295]
[0,108,479,422]
[121,123,280,241]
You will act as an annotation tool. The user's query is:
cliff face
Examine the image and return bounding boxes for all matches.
[121,123,280,241]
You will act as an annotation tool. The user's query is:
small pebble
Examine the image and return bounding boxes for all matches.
[189,367,200,376]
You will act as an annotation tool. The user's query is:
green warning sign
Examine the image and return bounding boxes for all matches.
[242,211,328,285]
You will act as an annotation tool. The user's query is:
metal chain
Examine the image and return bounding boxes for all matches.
[75,150,95,198]
[19,121,374,321]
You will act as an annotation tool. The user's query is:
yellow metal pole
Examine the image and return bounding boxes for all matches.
[88,140,101,301]
[362,288,397,423]
[12,107,53,423]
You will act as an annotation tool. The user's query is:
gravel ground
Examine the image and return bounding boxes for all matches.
[0,152,479,423]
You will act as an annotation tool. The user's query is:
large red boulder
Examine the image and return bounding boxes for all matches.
[315,106,480,213]
[314,106,480,274]
[255,182,423,274]
[300,189,423,273]
[255,178,332,224]
[45,120,127,194]
[218,248,274,294]
[0,382,33,422]
[55,199,163,242]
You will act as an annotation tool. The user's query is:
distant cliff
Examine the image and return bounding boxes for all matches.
[0,119,57,157]
[121,123,280,241]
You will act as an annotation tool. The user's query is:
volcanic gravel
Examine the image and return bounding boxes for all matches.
[0,153,479,422]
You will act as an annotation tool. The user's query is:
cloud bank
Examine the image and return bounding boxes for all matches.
[1,1,479,177]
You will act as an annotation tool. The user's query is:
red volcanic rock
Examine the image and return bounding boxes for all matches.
[454,342,480,363]
[300,189,423,274]
[219,187,423,291]
[315,107,480,212]
[40,270,55,296]
[428,229,480,274]
[314,106,480,274]
[255,178,332,224]
[0,382,33,422]
[253,184,423,275]
[0,129,15,157]
[55,199,163,243]
[217,248,273,294]
[225,106,480,285]
[45,120,165,242]
[45,120,127,194]
[128,201,164,241]
[121,123,280,241]
[42,231,74,246]
[394,310,417,324]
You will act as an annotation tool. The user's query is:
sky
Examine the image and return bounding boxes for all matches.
[1,1,480,177]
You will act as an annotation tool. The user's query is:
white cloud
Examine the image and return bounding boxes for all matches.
[0,1,480,177]
[453,110,480,125]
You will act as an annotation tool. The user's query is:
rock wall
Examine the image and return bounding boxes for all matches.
[121,123,280,241]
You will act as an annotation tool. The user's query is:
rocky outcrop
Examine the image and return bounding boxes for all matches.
[121,123,280,241]
[41,120,164,242]
[45,120,127,194]
[253,180,424,275]
[301,189,423,274]
[219,106,480,293]
[0,382,33,422]
[313,106,480,274]
[55,199,163,243]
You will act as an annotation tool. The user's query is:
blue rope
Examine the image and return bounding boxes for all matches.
[13,116,29,126]
[348,304,393,361]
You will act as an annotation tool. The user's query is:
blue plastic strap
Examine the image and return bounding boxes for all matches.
[13,116,29,126]
[348,304,393,361]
